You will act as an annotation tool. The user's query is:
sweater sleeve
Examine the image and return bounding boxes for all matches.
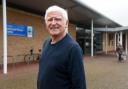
[68,44,86,89]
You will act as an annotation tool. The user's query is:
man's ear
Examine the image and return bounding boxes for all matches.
[65,21,69,33]
[65,20,69,28]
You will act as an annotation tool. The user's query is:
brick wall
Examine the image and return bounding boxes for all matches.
[0,7,76,63]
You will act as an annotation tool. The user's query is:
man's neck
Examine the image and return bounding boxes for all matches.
[51,33,67,44]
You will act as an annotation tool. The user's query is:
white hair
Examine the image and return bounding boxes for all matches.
[44,5,68,23]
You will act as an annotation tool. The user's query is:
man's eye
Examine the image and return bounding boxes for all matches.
[47,18,62,22]
[47,18,52,21]
[55,18,61,21]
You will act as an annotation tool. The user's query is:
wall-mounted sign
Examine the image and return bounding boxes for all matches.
[7,24,34,38]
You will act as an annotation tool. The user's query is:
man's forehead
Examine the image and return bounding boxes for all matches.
[47,11,63,18]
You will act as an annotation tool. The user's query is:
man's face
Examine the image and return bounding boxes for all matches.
[45,11,68,36]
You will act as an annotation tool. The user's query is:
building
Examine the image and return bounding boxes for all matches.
[1,0,127,73]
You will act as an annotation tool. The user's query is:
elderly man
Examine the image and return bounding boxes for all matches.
[37,5,86,89]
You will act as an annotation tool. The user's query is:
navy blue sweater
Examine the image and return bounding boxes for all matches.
[37,34,86,89]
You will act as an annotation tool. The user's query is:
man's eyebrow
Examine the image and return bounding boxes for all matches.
[47,16,62,18]
[47,17,62,20]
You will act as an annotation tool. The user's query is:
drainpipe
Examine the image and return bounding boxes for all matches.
[126,32,128,55]
[105,26,108,54]
[114,32,117,51]
[3,0,7,74]
[91,19,94,57]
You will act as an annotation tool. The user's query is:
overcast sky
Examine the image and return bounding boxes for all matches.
[78,0,128,26]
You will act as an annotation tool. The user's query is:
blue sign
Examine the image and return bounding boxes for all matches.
[7,24,33,37]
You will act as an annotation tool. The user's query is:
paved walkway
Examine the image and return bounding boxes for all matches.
[0,55,128,89]
[84,55,128,89]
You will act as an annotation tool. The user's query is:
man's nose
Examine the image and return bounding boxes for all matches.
[51,19,56,25]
